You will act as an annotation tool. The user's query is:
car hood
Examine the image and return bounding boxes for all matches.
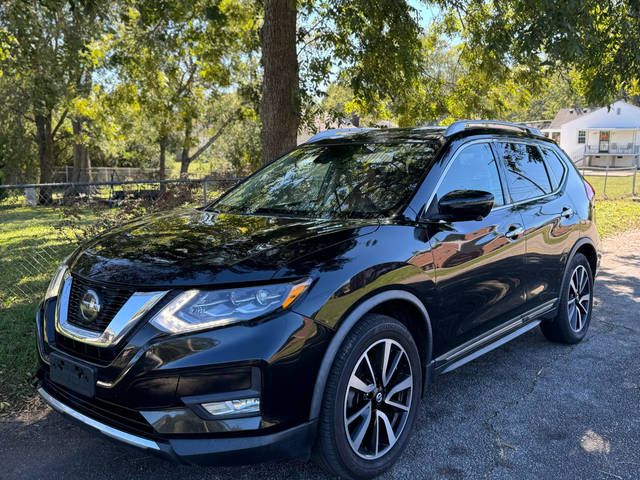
[69,208,378,287]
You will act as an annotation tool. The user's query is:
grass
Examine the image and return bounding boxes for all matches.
[0,199,638,413]
[0,206,94,413]
[584,174,638,199]
[595,199,640,238]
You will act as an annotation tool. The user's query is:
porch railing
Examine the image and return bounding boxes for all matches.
[584,144,640,155]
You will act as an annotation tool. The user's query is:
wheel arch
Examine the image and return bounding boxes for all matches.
[308,289,433,422]
[564,237,598,279]
[550,237,598,319]
[574,239,598,277]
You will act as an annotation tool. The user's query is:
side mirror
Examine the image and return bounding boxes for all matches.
[432,190,494,222]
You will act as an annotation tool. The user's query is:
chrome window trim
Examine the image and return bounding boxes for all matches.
[421,138,566,219]
[491,139,566,208]
[38,387,160,451]
[536,144,568,190]
[55,273,167,347]
[421,139,506,218]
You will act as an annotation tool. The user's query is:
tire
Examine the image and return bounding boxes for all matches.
[540,253,594,344]
[315,313,422,479]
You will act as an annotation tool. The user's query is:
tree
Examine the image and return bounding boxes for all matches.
[0,1,110,201]
[0,75,39,184]
[96,0,256,179]
[334,29,536,127]
[436,0,640,107]
[260,0,298,165]
[259,0,426,163]
[504,71,586,122]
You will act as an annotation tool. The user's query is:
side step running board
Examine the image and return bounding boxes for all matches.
[437,320,541,375]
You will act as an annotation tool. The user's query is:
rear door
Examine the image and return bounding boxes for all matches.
[426,141,528,352]
[493,141,581,310]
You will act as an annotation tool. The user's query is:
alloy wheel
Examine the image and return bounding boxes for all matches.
[567,265,591,332]
[343,338,413,459]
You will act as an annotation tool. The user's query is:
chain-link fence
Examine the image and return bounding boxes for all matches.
[0,177,243,209]
[0,177,243,306]
[579,167,639,199]
[52,166,162,182]
[2,244,72,302]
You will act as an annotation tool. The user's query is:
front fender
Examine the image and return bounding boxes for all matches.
[307,288,433,421]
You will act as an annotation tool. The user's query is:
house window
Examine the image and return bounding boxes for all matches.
[578,130,586,144]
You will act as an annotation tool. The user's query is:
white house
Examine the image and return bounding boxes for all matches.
[542,100,640,167]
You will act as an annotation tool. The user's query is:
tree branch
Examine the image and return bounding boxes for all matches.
[186,111,240,164]
[52,109,69,139]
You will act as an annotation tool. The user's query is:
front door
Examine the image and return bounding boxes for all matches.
[599,131,610,153]
[425,142,528,353]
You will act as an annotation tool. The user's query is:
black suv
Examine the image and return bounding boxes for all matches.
[36,121,601,479]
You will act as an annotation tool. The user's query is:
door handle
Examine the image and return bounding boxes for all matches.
[505,224,524,241]
[561,206,574,219]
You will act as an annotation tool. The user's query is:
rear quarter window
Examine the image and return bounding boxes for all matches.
[496,142,552,203]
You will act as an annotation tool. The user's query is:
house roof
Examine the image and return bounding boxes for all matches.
[549,107,600,129]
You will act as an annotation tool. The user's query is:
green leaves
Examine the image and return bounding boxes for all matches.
[437,0,640,106]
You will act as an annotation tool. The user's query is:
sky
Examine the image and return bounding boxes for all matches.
[408,0,443,29]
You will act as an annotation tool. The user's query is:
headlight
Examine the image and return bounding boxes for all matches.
[150,279,311,334]
[44,265,68,301]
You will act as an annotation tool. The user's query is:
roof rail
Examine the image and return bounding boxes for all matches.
[305,128,367,143]
[443,120,542,138]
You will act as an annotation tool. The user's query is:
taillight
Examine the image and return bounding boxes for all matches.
[583,178,595,201]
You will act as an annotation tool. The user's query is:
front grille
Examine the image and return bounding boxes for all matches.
[43,377,156,436]
[67,275,133,333]
[53,334,119,365]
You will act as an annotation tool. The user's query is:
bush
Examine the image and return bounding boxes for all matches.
[54,181,199,242]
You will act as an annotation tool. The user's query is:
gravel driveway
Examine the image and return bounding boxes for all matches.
[2,230,639,480]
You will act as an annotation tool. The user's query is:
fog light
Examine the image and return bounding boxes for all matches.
[201,397,260,417]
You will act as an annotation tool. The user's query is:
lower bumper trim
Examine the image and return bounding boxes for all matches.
[37,386,160,451]
[38,384,317,465]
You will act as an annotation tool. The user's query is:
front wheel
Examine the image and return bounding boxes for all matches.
[315,314,422,479]
[541,253,594,344]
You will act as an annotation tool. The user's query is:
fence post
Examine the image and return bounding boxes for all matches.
[633,168,637,197]
[202,179,207,207]
[603,165,609,199]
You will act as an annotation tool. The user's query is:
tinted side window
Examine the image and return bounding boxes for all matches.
[435,143,504,207]
[497,143,552,202]
[539,146,566,190]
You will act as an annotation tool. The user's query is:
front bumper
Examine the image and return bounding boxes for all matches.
[37,383,317,465]
[35,287,331,465]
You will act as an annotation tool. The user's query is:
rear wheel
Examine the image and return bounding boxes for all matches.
[315,314,422,479]
[541,253,593,344]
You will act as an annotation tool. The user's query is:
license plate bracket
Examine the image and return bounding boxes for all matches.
[49,353,96,398]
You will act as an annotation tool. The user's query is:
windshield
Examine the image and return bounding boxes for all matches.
[212,142,440,218]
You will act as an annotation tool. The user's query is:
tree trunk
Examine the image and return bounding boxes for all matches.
[179,121,193,178]
[35,112,55,204]
[66,117,92,200]
[159,136,167,192]
[260,0,299,164]
[71,118,91,183]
